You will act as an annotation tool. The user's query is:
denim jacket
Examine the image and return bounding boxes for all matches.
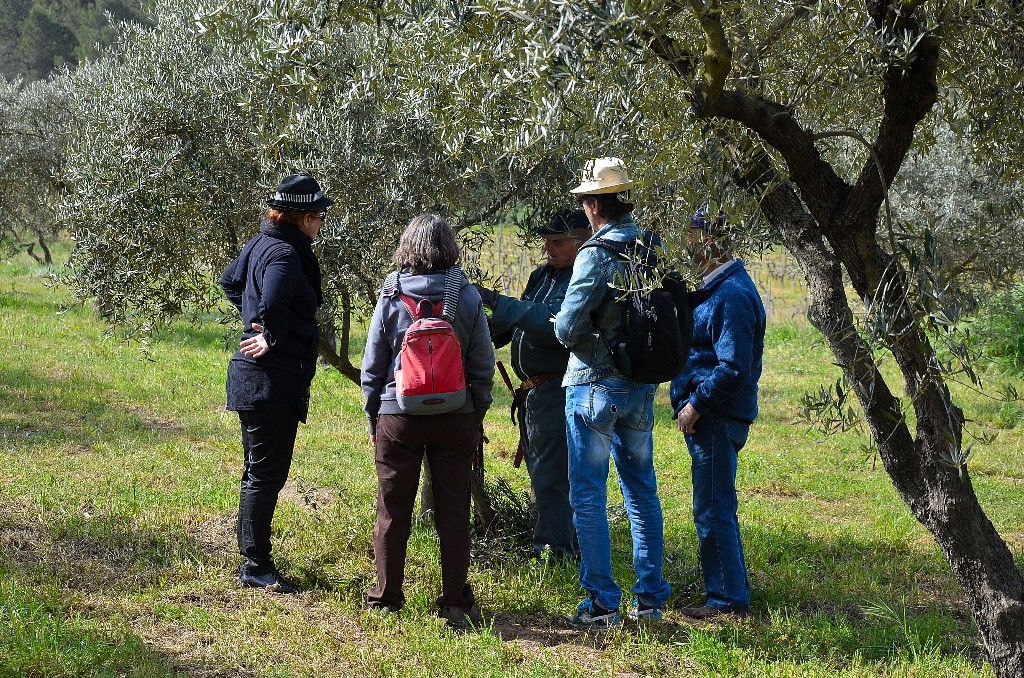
[554,214,643,386]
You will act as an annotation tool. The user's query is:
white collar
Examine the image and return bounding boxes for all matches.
[702,258,738,287]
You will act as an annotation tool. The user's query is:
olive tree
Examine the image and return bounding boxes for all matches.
[360,0,1024,672]
[217,0,1024,671]
[0,75,71,265]
[52,0,1024,670]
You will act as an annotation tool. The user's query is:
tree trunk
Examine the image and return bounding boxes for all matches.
[35,233,52,266]
[316,290,361,384]
[757,176,1024,677]
[418,456,434,521]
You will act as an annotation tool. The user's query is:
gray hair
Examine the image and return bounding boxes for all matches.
[393,214,460,273]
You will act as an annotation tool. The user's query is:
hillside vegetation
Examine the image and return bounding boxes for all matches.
[0,0,148,82]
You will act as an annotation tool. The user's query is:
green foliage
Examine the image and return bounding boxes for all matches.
[0,0,150,82]
[968,284,1024,374]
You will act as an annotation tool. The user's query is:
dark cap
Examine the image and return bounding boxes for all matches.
[266,174,335,212]
[691,208,727,232]
[535,209,590,240]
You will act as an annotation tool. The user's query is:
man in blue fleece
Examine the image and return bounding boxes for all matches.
[671,210,766,619]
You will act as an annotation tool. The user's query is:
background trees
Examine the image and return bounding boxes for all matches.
[0,0,149,82]
[2,0,1023,673]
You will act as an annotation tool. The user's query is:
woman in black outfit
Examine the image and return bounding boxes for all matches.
[220,174,333,593]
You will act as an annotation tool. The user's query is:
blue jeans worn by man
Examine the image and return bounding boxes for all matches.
[555,209,672,627]
[565,379,668,614]
[671,254,765,618]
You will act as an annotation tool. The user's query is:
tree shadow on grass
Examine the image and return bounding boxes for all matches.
[456,513,985,668]
[0,364,189,449]
[0,588,197,678]
[653,522,986,668]
[0,510,245,677]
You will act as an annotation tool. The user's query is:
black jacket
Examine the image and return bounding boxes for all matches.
[220,221,323,420]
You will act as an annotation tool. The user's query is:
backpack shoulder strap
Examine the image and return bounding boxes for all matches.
[399,293,431,320]
[441,266,462,323]
[381,271,400,297]
[580,236,629,258]
[387,272,431,320]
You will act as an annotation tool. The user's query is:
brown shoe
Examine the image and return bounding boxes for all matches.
[679,605,748,620]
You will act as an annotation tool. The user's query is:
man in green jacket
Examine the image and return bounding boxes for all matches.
[474,210,589,562]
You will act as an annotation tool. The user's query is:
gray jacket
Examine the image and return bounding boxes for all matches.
[360,267,494,434]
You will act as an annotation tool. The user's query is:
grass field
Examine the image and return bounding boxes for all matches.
[1,247,1022,677]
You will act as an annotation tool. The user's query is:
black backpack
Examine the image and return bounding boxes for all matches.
[581,231,708,384]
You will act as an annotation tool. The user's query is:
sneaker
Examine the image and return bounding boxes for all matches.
[565,598,621,629]
[439,604,485,631]
[627,598,663,622]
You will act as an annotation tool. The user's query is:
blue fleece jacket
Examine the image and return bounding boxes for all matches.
[670,260,766,423]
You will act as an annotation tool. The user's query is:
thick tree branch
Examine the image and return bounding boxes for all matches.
[814,129,895,251]
[834,19,938,296]
[709,90,850,226]
[849,37,938,231]
[688,0,731,110]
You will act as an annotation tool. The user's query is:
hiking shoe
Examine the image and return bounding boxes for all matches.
[439,604,485,631]
[627,598,663,622]
[565,598,621,629]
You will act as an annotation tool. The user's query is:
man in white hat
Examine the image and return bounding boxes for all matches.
[553,157,672,628]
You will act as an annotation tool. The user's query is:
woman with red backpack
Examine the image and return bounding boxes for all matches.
[360,214,494,630]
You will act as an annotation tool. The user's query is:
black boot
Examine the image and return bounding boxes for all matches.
[239,562,299,594]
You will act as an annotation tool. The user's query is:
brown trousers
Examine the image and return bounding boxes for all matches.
[367,412,479,610]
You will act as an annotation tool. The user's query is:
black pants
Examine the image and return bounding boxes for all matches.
[237,402,299,574]
[367,412,479,611]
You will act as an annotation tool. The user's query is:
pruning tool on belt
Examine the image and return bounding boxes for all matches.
[496,360,563,469]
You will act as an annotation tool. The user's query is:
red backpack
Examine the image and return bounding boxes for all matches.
[392,268,467,414]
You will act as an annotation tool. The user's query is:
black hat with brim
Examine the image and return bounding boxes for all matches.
[535,209,590,239]
[266,174,335,212]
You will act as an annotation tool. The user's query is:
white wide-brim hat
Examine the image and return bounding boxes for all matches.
[569,157,635,195]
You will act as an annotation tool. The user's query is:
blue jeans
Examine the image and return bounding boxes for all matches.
[686,412,750,611]
[522,380,578,560]
[566,378,671,612]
